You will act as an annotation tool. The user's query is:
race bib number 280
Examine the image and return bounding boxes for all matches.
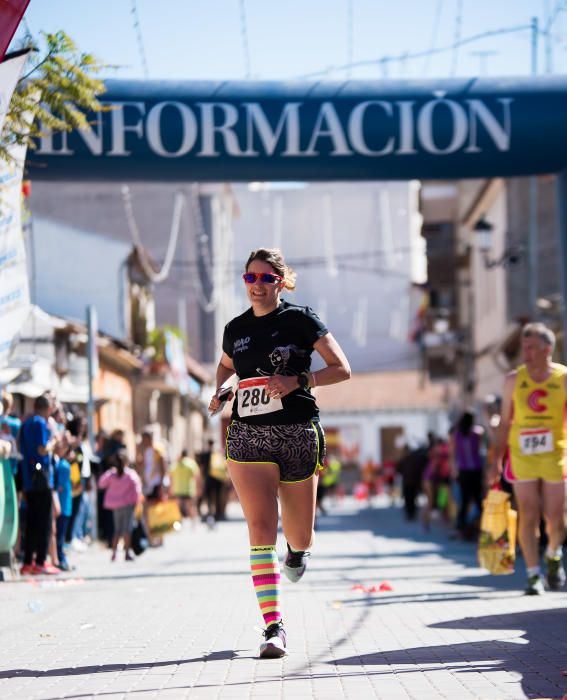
[237,377,283,417]
[519,429,554,455]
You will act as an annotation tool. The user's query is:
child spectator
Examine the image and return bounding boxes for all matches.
[98,449,142,562]
[54,435,73,571]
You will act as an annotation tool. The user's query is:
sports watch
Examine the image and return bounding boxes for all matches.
[297,371,311,390]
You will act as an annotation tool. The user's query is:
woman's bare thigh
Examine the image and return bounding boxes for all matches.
[227,460,280,544]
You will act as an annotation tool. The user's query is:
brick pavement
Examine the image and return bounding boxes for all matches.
[0,497,566,700]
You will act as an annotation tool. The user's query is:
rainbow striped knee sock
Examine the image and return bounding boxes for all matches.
[250,545,282,628]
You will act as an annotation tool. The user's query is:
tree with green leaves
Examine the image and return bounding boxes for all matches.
[0,30,107,165]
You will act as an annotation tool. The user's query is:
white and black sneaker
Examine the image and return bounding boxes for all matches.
[259,620,287,659]
[283,543,310,583]
[525,573,545,596]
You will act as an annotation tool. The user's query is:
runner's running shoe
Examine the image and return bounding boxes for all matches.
[545,556,566,591]
[525,574,545,595]
[259,620,286,659]
[283,543,310,583]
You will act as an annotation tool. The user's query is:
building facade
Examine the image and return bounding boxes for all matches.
[419,175,564,410]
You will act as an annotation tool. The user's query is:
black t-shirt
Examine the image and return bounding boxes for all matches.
[222,299,328,425]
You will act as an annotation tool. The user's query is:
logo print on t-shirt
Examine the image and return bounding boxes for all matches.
[234,336,251,353]
[257,344,307,376]
[527,388,548,413]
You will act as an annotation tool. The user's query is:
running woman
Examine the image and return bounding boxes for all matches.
[208,248,350,658]
[488,323,567,595]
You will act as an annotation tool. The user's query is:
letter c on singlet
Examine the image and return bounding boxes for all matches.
[527,389,547,413]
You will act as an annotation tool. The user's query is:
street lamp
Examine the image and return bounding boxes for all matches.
[473,216,494,254]
[473,216,523,269]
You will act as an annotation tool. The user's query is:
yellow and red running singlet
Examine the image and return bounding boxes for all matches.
[508,363,567,481]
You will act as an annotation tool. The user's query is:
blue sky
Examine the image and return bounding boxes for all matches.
[11,0,567,82]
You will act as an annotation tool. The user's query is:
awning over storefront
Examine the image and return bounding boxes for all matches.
[0,367,22,386]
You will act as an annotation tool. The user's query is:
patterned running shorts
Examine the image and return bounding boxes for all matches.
[225,419,326,483]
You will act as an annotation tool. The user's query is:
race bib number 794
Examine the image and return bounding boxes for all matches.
[237,377,283,418]
[519,429,554,455]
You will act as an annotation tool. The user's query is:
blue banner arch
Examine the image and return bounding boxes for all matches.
[25,77,567,182]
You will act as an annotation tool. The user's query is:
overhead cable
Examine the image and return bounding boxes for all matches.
[450,0,464,76]
[422,0,445,76]
[346,0,354,78]
[131,0,149,79]
[239,0,252,79]
[546,0,567,31]
[294,23,531,79]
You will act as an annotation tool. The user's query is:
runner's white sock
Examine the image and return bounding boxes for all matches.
[546,546,563,559]
[527,566,541,577]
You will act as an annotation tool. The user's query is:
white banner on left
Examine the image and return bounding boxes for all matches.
[0,50,32,368]
[0,50,29,134]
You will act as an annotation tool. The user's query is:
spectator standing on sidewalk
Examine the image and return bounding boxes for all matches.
[98,429,126,546]
[208,247,350,659]
[18,395,59,575]
[137,429,166,503]
[451,410,485,540]
[98,449,142,562]
[136,429,167,546]
[1,391,21,479]
[1,393,23,558]
[170,449,200,525]
[317,452,342,516]
[54,435,73,571]
[197,439,224,524]
[421,436,452,530]
[396,443,428,521]
[67,415,94,548]
[1,391,21,439]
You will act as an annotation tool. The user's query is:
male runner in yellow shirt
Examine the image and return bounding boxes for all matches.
[489,322,566,595]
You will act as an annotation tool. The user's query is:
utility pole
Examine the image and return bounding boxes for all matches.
[86,304,99,540]
[544,0,554,74]
[86,305,98,450]
[528,17,539,319]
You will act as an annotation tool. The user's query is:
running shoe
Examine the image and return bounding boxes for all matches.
[545,556,566,591]
[525,574,545,596]
[259,620,287,659]
[283,543,310,583]
[20,563,36,576]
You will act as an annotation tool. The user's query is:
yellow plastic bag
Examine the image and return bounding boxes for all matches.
[478,489,517,575]
[146,500,182,535]
[209,452,228,482]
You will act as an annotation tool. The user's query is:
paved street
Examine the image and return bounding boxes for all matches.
[1,497,566,700]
